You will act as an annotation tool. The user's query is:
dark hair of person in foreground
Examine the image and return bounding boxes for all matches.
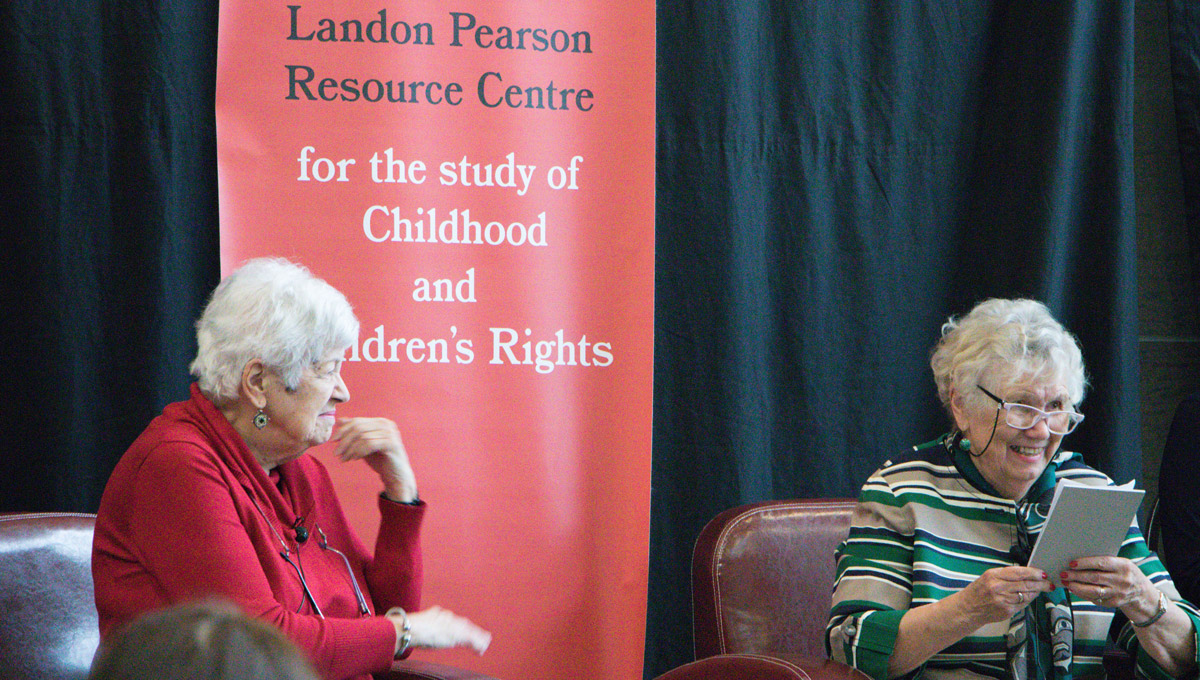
[88,599,320,680]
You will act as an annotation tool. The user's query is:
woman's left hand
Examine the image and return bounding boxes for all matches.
[1065,556,1197,677]
[333,417,419,503]
[1062,556,1159,618]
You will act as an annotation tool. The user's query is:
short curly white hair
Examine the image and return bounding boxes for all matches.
[189,258,359,405]
[930,298,1087,417]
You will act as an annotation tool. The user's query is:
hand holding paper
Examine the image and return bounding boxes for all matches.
[1027,479,1144,587]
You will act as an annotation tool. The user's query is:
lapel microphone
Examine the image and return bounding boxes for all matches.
[293,518,309,544]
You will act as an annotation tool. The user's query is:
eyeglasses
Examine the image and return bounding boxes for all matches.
[249,497,372,619]
[279,521,373,619]
[315,525,371,618]
[977,385,1084,435]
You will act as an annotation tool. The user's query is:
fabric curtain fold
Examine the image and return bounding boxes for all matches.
[1,1,221,512]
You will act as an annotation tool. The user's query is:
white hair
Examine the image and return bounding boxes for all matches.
[930,298,1087,416]
[189,258,359,405]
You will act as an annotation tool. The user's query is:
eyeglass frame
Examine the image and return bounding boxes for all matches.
[976,385,1085,436]
[248,496,373,619]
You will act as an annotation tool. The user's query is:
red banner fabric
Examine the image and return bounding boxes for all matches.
[216,2,655,678]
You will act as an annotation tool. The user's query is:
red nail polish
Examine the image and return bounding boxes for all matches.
[1060,572,1069,582]
[1069,561,1078,569]
[1042,572,1049,580]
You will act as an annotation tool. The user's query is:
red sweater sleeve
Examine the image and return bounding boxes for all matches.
[366,495,424,615]
[95,442,400,680]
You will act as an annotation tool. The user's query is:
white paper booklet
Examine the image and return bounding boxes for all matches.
[1026,478,1144,586]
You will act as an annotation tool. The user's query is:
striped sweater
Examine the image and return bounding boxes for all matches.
[826,438,1200,680]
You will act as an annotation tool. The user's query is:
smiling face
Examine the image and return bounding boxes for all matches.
[257,349,350,467]
[952,375,1070,500]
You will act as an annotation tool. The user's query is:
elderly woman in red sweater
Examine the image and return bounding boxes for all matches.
[92,258,490,680]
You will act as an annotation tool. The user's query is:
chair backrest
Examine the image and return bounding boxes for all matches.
[691,499,856,660]
[0,513,99,680]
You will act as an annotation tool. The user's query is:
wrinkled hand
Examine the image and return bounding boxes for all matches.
[333,417,418,503]
[958,566,1053,624]
[389,606,491,655]
[1062,556,1158,616]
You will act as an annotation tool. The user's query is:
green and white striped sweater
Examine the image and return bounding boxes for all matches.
[827,437,1200,680]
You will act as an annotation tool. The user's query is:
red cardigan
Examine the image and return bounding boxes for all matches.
[93,384,424,680]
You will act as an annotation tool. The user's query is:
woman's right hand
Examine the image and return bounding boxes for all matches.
[958,566,1053,624]
[388,606,492,655]
[888,565,1053,677]
[334,418,419,503]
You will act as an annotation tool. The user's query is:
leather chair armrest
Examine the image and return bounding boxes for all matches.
[654,654,871,680]
[375,659,500,680]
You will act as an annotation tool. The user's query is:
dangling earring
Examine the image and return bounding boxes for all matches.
[254,409,270,429]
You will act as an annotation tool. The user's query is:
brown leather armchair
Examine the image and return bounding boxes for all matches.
[691,499,856,662]
[653,499,867,680]
[656,498,1136,680]
[0,512,497,680]
[655,653,867,680]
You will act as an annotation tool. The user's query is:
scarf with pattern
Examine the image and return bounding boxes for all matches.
[950,437,1074,680]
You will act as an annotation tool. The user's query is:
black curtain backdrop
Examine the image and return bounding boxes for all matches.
[1171,0,1200,306]
[1,2,220,512]
[0,1,1160,679]
[648,1,1137,677]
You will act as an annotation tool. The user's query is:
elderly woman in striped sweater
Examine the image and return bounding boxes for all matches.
[827,299,1199,680]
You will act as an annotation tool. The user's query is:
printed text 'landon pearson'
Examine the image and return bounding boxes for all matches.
[284,7,596,110]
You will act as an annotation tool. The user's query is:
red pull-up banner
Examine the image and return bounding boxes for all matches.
[216,2,655,678]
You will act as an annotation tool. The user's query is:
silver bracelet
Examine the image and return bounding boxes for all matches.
[1132,590,1168,628]
[390,607,413,656]
[397,630,412,656]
